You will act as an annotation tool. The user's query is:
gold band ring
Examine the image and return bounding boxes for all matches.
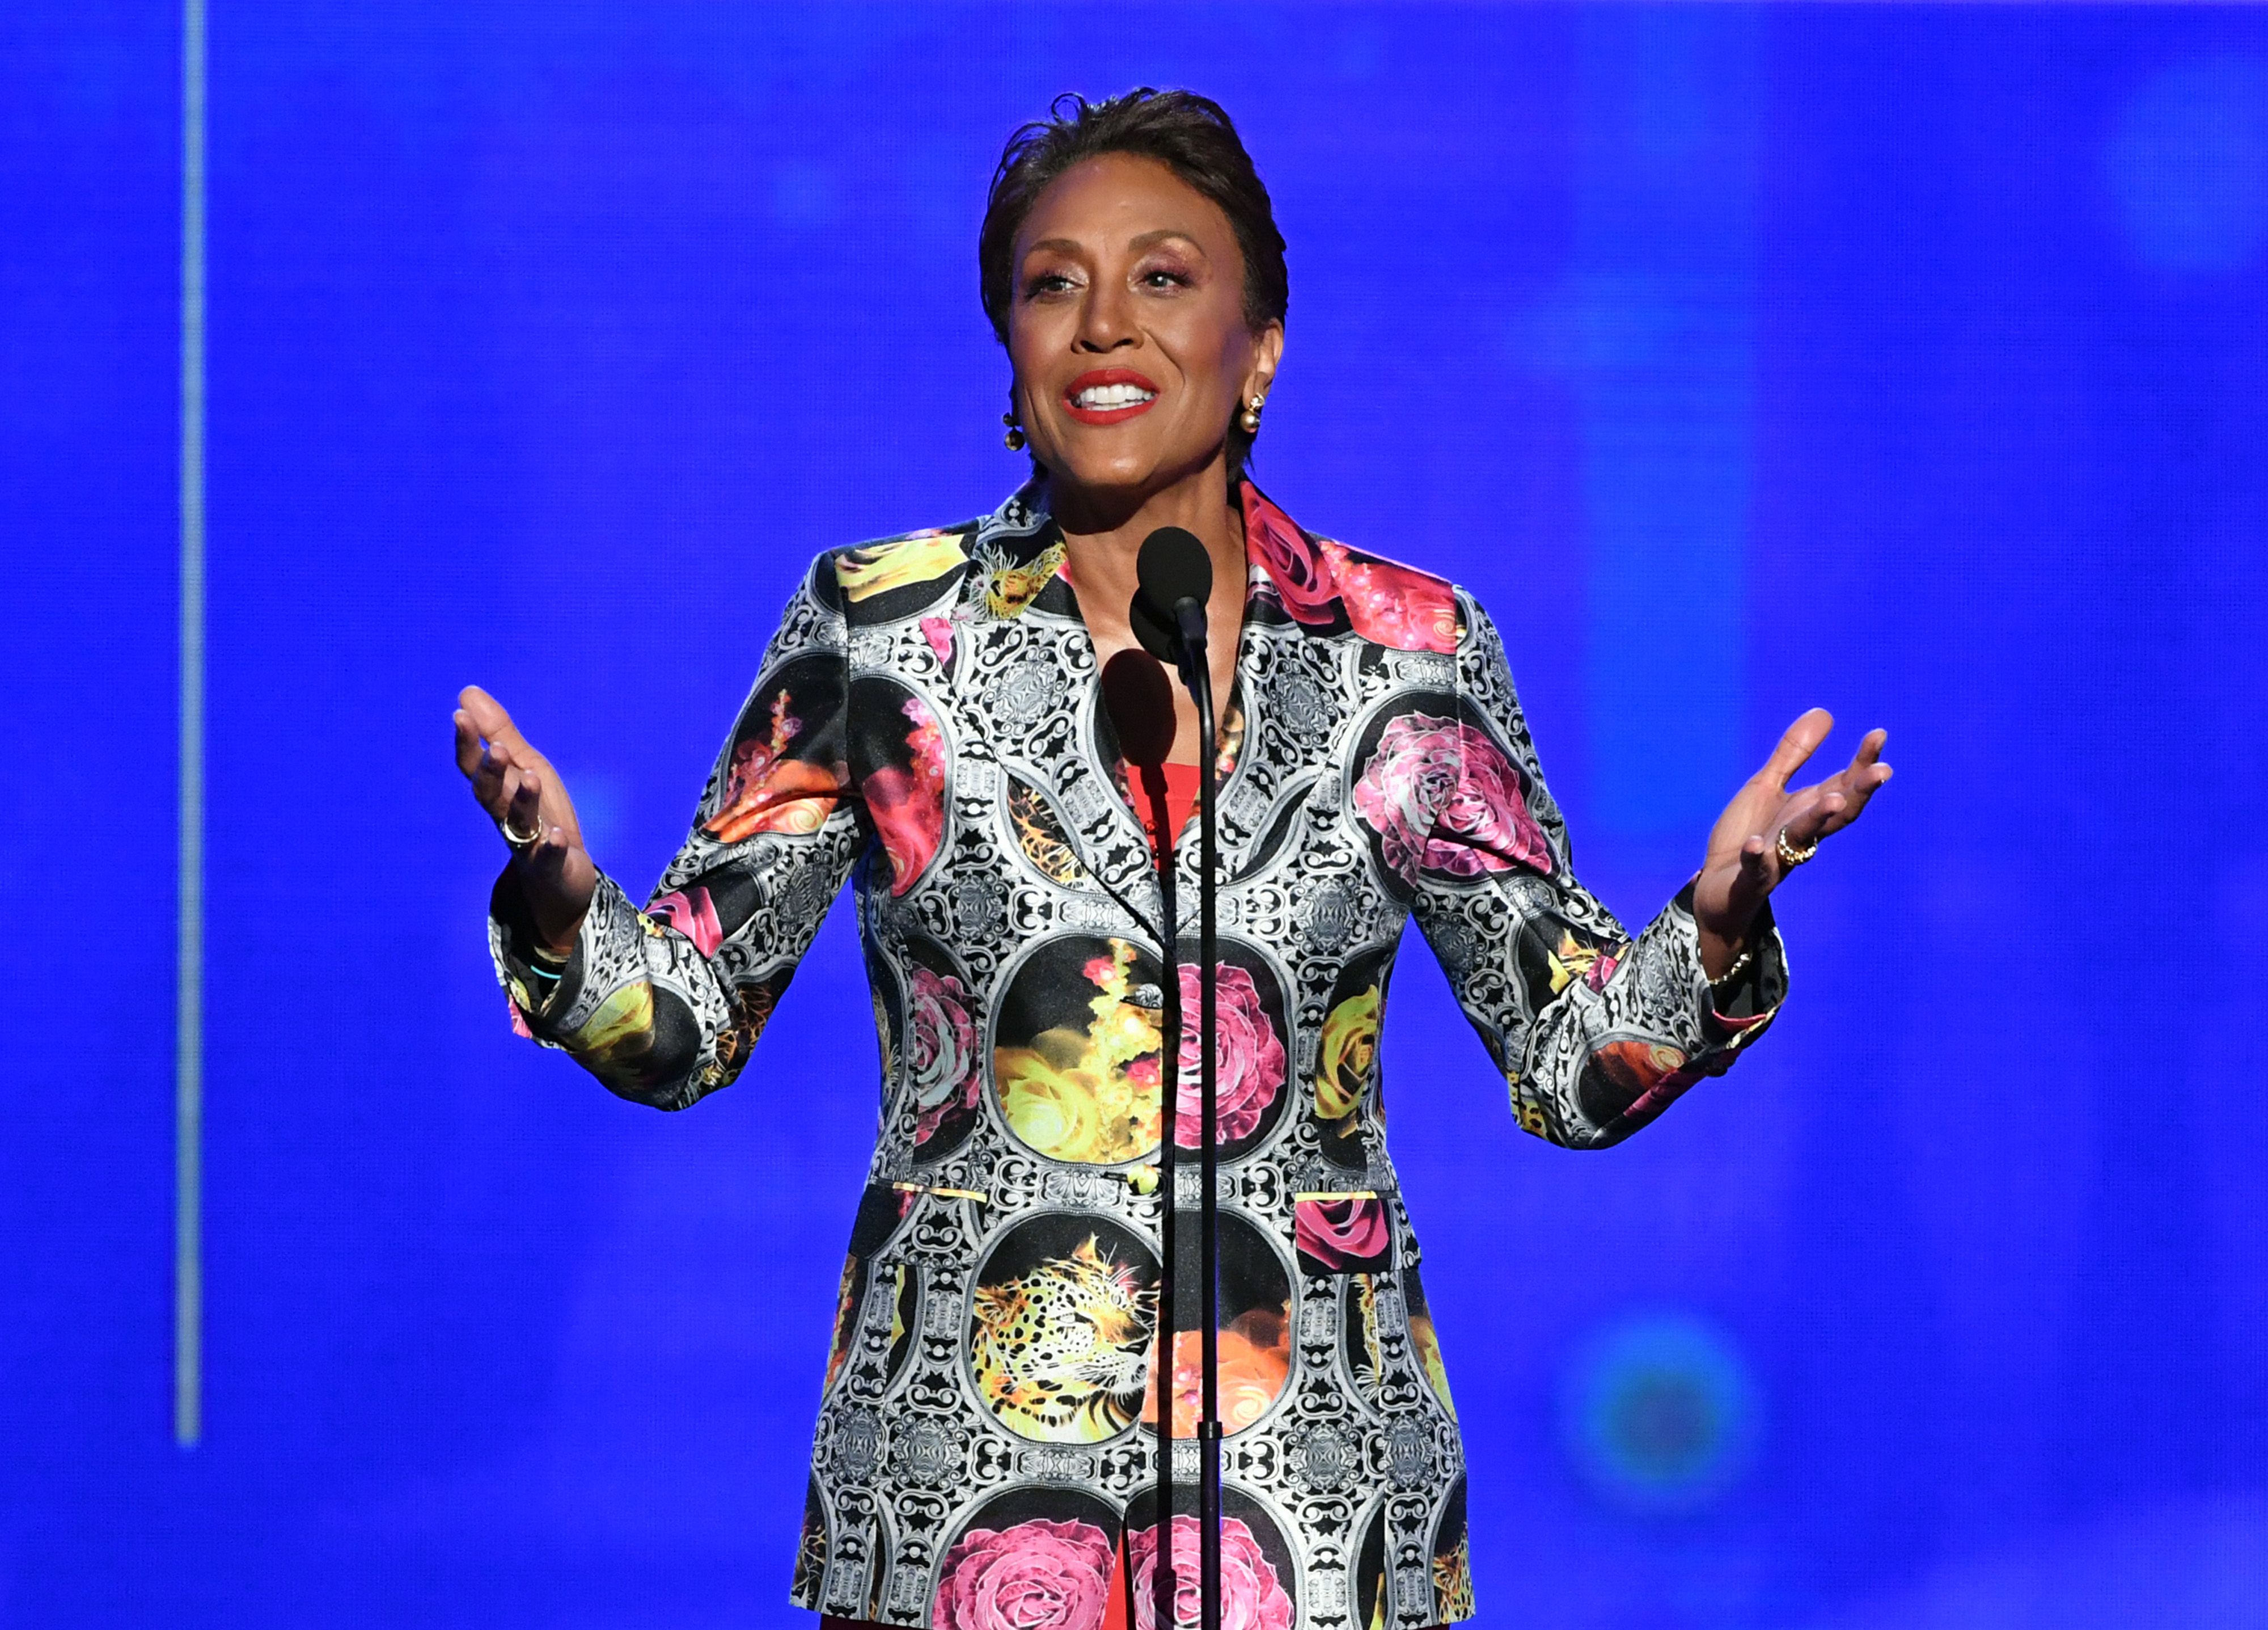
[499,810,544,850]
[1775,826,1821,868]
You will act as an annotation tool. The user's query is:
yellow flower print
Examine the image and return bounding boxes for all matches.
[571,982,654,1062]
[1317,985,1381,1122]
[835,531,966,602]
[1547,930,1624,995]
[1546,930,1597,994]
[994,939,1162,1164]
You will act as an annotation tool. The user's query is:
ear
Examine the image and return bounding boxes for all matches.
[1245,321,1285,402]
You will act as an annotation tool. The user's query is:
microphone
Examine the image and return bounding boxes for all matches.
[1132,526,1212,685]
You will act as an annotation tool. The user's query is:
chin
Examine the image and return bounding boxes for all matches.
[1048,437,1214,499]
[1050,447,1161,493]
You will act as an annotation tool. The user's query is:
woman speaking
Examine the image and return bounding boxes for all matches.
[452,90,1888,1630]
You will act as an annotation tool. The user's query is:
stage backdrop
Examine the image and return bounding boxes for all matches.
[5,3,2266,1626]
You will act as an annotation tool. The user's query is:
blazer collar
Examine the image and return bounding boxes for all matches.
[968,474,1454,655]
[965,476,1369,913]
[965,475,1326,626]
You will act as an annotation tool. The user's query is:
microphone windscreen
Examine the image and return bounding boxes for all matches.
[1099,648,1177,769]
[1137,526,1212,614]
[1128,585,1181,666]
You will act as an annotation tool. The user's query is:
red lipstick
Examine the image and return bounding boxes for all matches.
[1062,368,1161,425]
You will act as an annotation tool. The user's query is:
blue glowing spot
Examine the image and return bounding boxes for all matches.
[565,771,626,863]
[2105,55,2268,274]
[1562,1312,1758,1514]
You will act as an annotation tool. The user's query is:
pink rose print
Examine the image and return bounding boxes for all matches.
[907,966,982,1145]
[1593,1039,1692,1096]
[920,614,956,669]
[1588,1038,1704,1126]
[1241,485,1458,654]
[934,1517,1114,1630]
[1295,1194,1391,1273]
[1242,492,1340,628]
[647,884,723,957]
[1128,1514,1294,1630]
[1352,712,1553,886]
[1174,963,1285,1147]
[1322,540,1458,655]
[867,695,947,896]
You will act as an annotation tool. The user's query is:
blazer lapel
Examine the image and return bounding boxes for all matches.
[958,487,1166,934]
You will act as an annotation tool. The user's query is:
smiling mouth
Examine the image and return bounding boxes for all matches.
[1063,369,1160,425]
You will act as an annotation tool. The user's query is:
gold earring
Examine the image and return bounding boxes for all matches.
[1002,411,1026,453]
[1238,394,1265,434]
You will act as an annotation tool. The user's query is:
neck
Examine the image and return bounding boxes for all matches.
[1045,446,1246,613]
[1044,446,1250,770]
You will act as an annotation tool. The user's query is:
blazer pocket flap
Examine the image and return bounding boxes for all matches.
[1294,1191,1393,1276]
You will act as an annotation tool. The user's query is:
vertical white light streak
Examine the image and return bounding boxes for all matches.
[176,0,208,1450]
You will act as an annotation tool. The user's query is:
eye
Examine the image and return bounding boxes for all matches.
[1022,269,1078,299]
[1139,267,1194,290]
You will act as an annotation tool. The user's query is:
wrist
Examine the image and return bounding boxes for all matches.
[1695,919,1750,983]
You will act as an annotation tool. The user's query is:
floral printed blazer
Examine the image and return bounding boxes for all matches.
[491,479,1787,1630]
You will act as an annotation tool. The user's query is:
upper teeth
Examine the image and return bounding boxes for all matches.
[1076,383,1155,409]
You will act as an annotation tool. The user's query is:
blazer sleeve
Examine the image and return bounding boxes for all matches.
[487,555,868,1112]
[1407,591,1788,1148]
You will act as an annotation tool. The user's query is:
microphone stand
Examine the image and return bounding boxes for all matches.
[1123,542,1225,1630]
[1136,759,1182,1630]
[1167,613,1224,1630]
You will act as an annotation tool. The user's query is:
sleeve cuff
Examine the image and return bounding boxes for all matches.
[1670,880,1789,1055]
[488,864,606,1036]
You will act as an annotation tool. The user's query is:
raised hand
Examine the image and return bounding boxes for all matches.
[1692,708,1892,977]
[452,685,597,955]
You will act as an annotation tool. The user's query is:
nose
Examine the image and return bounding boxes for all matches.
[1074,277,1139,353]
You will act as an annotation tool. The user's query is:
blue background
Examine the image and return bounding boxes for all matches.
[6,4,2267,1625]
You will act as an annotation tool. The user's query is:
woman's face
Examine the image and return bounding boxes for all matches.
[1007,151,1281,502]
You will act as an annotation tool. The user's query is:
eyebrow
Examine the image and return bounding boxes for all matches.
[1022,229,1208,260]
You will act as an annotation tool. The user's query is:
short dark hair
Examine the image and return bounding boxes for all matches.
[979,88,1289,347]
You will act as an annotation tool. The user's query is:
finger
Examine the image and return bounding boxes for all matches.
[1835,758,1894,819]
[1784,791,1848,848]
[509,768,545,835]
[469,739,510,808]
[452,708,489,778]
[523,824,574,882]
[458,685,531,755]
[1813,736,1895,825]
[488,763,525,824]
[1758,708,1834,792]
[1740,831,1771,889]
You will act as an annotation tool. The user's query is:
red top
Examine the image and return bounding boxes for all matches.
[1132,761,1203,854]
